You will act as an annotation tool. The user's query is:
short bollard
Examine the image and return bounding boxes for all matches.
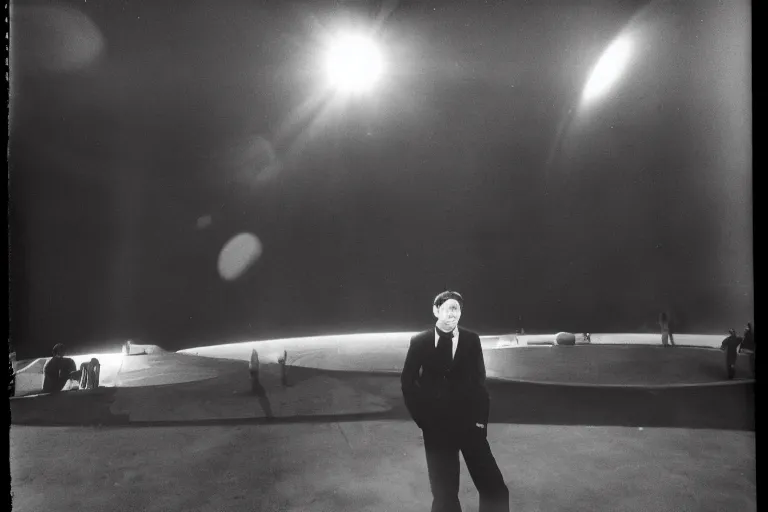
[249,349,262,393]
[278,350,288,387]
[248,349,273,418]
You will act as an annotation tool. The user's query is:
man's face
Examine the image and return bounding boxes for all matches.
[433,299,462,331]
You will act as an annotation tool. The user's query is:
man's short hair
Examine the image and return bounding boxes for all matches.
[52,343,66,356]
[434,290,464,310]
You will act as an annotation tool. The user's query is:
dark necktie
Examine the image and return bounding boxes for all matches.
[436,328,454,370]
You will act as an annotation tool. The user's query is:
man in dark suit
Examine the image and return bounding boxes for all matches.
[401,290,509,512]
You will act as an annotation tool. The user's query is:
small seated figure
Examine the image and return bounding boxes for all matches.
[42,343,79,393]
[78,358,101,390]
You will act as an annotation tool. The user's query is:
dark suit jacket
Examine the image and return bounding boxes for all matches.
[721,334,742,361]
[401,327,490,431]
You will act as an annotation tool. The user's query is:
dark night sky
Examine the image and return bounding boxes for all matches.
[9,0,752,358]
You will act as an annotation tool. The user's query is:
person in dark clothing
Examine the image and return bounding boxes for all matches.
[740,322,754,376]
[42,343,79,393]
[401,290,509,512]
[659,312,675,347]
[9,355,16,398]
[721,329,742,380]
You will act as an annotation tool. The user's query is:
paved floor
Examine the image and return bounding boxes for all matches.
[9,341,756,511]
[10,422,755,512]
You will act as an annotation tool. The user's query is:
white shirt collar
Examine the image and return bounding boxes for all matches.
[435,326,459,359]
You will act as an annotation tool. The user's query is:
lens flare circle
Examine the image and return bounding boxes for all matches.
[217,232,263,281]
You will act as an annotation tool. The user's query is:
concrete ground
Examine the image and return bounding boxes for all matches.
[9,338,756,511]
[10,423,755,512]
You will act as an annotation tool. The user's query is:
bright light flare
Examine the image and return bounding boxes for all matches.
[581,36,633,105]
[324,32,385,94]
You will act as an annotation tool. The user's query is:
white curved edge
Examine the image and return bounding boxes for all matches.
[16,358,45,374]
[178,332,728,359]
[13,333,728,372]
[177,332,421,363]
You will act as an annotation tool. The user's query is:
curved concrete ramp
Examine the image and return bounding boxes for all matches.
[181,334,751,386]
[10,361,754,431]
[115,353,229,387]
[108,366,394,423]
[10,357,397,425]
[10,334,754,429]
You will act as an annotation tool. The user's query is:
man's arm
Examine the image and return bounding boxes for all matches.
[401,336,425,427]
[476,336,487,383]
[43,358,57,378]
[472,335,491,426]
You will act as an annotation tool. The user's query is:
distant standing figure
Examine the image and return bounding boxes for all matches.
[42,343,79,393]
[740,323,754,376]
[721,329,742,380]
[659,312,675,347]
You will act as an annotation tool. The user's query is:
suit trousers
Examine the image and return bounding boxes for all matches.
[422,425,509,512]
